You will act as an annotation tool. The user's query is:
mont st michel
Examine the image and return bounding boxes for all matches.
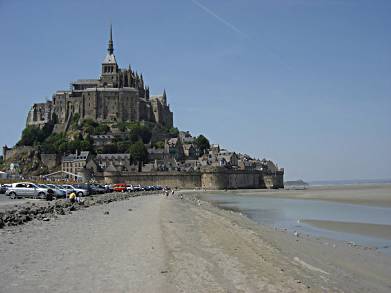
[1,2,391,292]
[2,26,284,190]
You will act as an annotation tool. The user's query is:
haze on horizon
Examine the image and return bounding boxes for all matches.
[0,0,390,182]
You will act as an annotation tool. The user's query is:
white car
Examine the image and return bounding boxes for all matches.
[126,184,135,192]
[5,182,51,199]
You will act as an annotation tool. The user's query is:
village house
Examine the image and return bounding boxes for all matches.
[177,160,201,172]
[164,138,184,161]
[147,147,168,161]
[95,153,138,172]
[217,150,239,168]
[62,151,91,175]
[91,134,115,147]
[183,144,198,159]
[178,131,195,144]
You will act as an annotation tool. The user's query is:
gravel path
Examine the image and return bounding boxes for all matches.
[0,195,172,293]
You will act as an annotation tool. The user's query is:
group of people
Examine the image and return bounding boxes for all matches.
[163,189,183,200]
[67,192,83,203]
[163,189,175,197]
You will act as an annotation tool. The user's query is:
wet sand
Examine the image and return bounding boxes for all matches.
[223,184,391,207]
[302,219,391,240]
[1,192,391,292]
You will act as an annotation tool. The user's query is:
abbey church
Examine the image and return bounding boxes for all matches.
[26,26,173,132]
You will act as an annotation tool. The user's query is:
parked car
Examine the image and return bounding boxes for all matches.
[113,183,127,193]
[144,186,154,191]
[104,184,114,193]
[73,184,94,195]
[62,184,89,197]
[42,184,67,198]
[46,184,69,197]
[132,185,144,192]
[91,184,106,194]
[5,182,51,199]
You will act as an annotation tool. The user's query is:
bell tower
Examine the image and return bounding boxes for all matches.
[101,24,119,87]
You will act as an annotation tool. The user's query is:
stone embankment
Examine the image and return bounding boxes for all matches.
[0,191,159,228]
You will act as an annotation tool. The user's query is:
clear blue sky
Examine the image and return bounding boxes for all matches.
[0,0,390,181]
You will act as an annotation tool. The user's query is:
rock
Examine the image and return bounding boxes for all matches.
[104,211,109,215]
[128,209,133,212]
[42,217,50,221]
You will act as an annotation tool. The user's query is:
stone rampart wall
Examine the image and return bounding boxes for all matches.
[263,171,284,189]
[97,171,202,189]
[96,168,279,190]
[201,169,265,190]
[40,154,60,170]
[3,146,35,162]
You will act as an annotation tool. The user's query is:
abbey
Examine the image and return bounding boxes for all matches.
[26,26,173,131]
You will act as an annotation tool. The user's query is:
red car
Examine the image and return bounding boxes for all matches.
[113,183,127,192]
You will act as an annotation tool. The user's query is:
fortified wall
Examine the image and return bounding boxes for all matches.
[2,146,35,162]
[96,167,284,190]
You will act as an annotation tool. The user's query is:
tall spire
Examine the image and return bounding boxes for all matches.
[108,24,114,55]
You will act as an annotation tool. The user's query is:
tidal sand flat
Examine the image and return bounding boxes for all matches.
[1,192,391,292]
[228,184,391,207]
[203,184,391,252]
[302,219,391,240]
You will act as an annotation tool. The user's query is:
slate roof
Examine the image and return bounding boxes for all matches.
[103,53,117,64]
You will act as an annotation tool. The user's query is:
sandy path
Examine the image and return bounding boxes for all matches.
[161,198,312,292]
[0,195,172,293]
[1,193,391,292]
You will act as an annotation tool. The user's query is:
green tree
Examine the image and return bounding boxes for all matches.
[127,123,152,144]
[129,140,148,172]
[168,127,179,137]
[117,141,132,153]
[195,135,210,155]
[153,140,165,149]
[70,113,81,130]
[102,144,118,154]
[18,126,52,146]
[94,124,110,135]
[135,126,152,144]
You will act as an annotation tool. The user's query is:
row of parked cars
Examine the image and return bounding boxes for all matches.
[0,182,109,200]
[112,184,167,193]
[0,182,169,200]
